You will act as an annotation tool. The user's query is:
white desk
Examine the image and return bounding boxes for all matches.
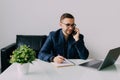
[0,59,120,80]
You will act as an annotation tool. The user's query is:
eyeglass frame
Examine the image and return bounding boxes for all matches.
[61,22,76,28]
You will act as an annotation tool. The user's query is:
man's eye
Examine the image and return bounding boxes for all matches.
[66,24,70,26]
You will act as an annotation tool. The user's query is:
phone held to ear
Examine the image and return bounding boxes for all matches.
[71,27,77,35]
[72,30,77,35]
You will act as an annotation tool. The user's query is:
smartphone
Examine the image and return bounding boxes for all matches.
[71,27,77,35]
[72,30,77,35]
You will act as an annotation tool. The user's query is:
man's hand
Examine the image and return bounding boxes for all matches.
[73,27,80,41]
[53,55,65,63]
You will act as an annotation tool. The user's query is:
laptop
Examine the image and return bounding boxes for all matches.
[79,47,120,70]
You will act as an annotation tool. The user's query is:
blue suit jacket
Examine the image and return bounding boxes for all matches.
[38,29,89,62]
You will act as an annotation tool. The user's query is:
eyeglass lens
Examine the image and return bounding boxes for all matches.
[62,22,76,27]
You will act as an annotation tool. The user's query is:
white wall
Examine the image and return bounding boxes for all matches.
[0,0,120,60]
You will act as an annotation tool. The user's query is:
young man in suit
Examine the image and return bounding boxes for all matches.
[38,13,89,63]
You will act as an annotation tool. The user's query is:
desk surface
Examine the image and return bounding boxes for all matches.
[0,59,120,80]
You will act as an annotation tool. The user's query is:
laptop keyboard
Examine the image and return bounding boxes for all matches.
[79,60,103,69]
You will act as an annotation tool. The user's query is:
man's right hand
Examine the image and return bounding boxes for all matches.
[53,55,65,63]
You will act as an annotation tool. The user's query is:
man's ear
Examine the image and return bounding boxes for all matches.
[59,23,62,27]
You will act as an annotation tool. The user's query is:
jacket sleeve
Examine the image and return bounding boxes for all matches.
[74,34,89,59]
[38,32,54,62]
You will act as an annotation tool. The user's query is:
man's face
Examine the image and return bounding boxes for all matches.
[60,18,76,36]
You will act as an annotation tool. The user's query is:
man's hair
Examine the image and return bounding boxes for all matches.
[60,13,74,22]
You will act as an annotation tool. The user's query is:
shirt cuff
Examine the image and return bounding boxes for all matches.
[49,56,55,62]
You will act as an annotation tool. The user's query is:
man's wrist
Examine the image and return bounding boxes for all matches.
[50,56,55,62]
[75,37,79,41]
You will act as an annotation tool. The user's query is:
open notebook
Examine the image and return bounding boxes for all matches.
[51,59,75,67]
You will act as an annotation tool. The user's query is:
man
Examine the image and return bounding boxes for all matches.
[38,13,89,63]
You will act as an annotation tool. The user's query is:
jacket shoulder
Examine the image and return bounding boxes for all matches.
[49,29,61,37]
[79,34,84,39]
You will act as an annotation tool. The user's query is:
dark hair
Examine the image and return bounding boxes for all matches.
[60,13,74,22]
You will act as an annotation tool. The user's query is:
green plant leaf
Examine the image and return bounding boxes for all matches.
[10,45,36,64]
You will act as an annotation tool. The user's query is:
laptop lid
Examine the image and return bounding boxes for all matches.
[98,47,120,70]
[79,47,120,70]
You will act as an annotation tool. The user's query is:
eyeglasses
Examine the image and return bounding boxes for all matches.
[61,22,76,27]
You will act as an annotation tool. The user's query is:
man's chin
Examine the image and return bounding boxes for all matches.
[67,32,72,35]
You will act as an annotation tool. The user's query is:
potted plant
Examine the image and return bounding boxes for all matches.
[10,45,36,75]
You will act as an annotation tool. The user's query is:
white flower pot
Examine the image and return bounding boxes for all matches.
[17,63,29,75]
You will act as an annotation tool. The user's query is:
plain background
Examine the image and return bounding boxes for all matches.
[0,0,120,68]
